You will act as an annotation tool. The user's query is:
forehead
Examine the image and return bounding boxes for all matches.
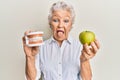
[52,10,71,18]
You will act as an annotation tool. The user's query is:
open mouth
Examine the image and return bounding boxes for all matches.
[57,30,64,33]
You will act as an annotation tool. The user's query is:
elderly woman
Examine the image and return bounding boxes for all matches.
[23,1,100,80]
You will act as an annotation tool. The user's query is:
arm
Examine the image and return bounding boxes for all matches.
[22,31,39,80]
[80,39,100,80]
[26,56,37,80]
[80,60,92,80]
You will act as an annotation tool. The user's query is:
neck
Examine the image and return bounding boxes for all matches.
[53,35,68,46]
[53,37,66,47]
[57,40,63,46]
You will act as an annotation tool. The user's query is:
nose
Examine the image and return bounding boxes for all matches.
[58,21,64,28]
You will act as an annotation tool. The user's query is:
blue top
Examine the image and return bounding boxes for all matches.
[35,36,82,80]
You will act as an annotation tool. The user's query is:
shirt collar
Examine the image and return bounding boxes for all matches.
[48,35,72,44]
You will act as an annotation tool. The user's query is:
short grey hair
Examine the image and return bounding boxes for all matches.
[48,1,75,24]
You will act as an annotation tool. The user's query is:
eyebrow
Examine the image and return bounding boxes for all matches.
[52,15,71,19]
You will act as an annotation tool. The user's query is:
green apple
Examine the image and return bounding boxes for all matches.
[79,31,95,45]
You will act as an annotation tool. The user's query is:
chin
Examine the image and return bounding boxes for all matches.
[58,36,67,41]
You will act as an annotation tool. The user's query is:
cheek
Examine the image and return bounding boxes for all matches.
[51,22,58,29]
[65,24,72,31]
[51,26,57,32]
[50,23,56,30]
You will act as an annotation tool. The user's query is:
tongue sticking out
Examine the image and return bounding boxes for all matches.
[57,30,64,37]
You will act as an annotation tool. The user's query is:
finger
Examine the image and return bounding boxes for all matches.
[81,49,96,62]
[32,46,39,55]
[22,36,26,45]
[83,43,90,55]
[32,46,39,51]
[81,50,88,61]
[83,49,96,59]
[94,39,100,49]
[23,30,33,46]
[90,42,98,53]
[24,30,33,36]
[82,50,91,59]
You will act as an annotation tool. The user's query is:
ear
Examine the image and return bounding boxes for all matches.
[50,26,52,29]
[49,24,52,29]
[69,23,73,31]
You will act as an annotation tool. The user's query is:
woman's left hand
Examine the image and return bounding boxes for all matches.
[80,39,100,62]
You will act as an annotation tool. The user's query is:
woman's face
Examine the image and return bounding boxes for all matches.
[50,10,72,42]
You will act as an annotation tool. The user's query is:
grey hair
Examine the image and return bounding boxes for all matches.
[48,1,75,24]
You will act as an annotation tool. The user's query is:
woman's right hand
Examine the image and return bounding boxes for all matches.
[22,30,39,57]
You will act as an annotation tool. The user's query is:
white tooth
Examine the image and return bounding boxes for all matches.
[29,37,42,41]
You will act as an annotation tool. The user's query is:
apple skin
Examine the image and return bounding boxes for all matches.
[79,31,95,45]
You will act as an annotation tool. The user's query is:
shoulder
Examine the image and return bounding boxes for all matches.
[43,38,51,44]
[69,36,81,46]
[69,37,83,55]
[40,37,52,48]
[38,38,51,53]
[68,36,82,49]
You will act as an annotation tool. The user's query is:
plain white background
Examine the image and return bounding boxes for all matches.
[0,0,120,80]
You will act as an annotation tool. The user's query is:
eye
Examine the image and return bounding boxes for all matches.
[53,19,59,22]
[64,19,69,23]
